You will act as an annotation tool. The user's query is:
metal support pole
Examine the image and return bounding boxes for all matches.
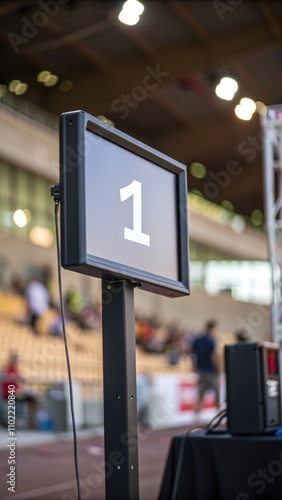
[262,125,278,341]
[261,107,282,343]
[102,279,139,500]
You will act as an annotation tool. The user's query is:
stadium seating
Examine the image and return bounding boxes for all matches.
[0,293,234,396]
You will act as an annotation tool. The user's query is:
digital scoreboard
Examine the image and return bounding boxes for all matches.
[60,110,189,297]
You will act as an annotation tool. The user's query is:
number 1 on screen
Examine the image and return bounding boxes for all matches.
[120,180,150,246]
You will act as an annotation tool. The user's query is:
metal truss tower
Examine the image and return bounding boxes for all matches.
[261,105,282,344]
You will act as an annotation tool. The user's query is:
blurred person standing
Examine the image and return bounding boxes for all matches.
[192,320,220,416]
[2,352,23,398]
[25,278,49,334]
[2,352,37,427]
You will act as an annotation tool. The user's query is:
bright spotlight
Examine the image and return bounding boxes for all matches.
[29,226,54,248]
[240,97,256,114]
[37,70,51,83]
[220,77,238,93]
[13,209,27,228]
[215,76,238,101]
[14,82,28,95]
[124,0,144,15]
[215,84,235,101]
[235,97,256,120]
[44,74,58,87]
[118,0,144,25]
[235,104,253,121]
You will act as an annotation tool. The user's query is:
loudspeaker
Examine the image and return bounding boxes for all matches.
[225,341,281,434]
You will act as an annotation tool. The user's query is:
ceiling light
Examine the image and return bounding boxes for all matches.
[44,74,58,87]
[13,209,27,228]
[215,76,238,101]
[9,79,21,92]
[190,162,206,179]
[251,209,263,226]
[23,209,31,224]
[59,80,73,92]
[118,9,139,25]
[240,97,256,114]
[9,79,28,95]
[256,101,265,113]
[190,189,203,197]
[235,104,253,120]
[97,115,115,127]
[220,77,238,93]
[231,216,246,233]
[221,200,234,212]
[29,226,54,248]
[14,82,28,95]
[125,0,144,15]
[235,97,256,121]
[118,0,144,25]
[37,71,58,87]
[37,70,51,83]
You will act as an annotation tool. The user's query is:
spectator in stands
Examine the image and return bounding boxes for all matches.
[10,274,25,296]
[65,288,88,329]
[42,265,54,307]
[192,320,220,416]
[2,352,23,397]
[1,352,37,428]
[146,326,169,353]
[25,278,49,334]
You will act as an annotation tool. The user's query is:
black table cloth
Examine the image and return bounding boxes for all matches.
[158,431,282,500]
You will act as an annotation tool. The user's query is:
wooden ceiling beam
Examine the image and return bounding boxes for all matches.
[258,0,282,39]
[0,31,65,78]
[47,21,278,114]
[168,2,264,121]
[108,11,160,61]
[151,91,192,127]
[168,0,209,42]
[0,1,26,18]
[107,11,193,127]
[213,159,263,207]
[230,62,271,105]
[42,18,111,71]
[153,115,257,164]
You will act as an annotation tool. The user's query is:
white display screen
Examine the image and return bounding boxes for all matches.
[85,132,179,281]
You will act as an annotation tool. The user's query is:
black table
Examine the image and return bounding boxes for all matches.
[158,432,282,500]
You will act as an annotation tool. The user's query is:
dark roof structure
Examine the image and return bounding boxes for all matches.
[1,0,282,217]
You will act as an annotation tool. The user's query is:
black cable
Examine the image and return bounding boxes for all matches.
[171,407,227,500]
[171,423,207,500]
[54,198,82,500]
[207,408,227,429]
[206,410,228,434]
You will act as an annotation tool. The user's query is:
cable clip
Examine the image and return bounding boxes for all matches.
[51,183,61,202]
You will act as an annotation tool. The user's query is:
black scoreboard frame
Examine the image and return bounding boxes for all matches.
[60,110,189,297]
